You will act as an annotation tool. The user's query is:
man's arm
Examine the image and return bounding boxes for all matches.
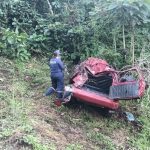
[57,59,64,71]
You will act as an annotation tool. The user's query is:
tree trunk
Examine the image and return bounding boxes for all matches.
[46,0,54,15]
[131,32,135,66]
[122,24,126,49]
[131,25,135,66]
[113,34,117,52]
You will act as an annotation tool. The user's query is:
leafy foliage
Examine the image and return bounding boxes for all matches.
[0,0,150,67]
[0,28,30,61]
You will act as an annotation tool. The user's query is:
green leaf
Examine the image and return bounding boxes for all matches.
[0,9,3,15]
[108,4,118,11]
[7,36,15,44]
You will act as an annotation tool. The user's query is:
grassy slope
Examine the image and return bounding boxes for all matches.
[0,57,150,150]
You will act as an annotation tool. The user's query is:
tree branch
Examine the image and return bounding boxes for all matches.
[46,0,54,15]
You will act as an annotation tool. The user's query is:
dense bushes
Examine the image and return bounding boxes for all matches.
[0,0,150,68]
[0,28,30,60]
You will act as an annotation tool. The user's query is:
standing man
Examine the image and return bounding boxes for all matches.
[45,50,64,101]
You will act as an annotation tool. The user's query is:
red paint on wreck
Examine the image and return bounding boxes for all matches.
[72,87,119,109]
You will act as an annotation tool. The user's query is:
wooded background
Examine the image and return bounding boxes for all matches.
[0,0,150,68]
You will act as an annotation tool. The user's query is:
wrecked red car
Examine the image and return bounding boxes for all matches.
[55,57,146,109]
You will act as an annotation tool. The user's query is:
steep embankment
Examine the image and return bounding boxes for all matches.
[0,57,149,150]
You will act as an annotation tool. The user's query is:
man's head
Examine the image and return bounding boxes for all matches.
[53,50,61,57]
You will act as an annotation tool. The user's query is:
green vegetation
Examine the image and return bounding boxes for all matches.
[0,0,150,67]
[0,0,150,149]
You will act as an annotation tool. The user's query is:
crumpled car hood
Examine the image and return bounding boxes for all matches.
[72,57,115,87]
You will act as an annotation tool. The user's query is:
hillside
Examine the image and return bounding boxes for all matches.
[0,57,150,150]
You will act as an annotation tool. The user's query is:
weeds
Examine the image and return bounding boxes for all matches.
[87,131,116,150]
[65,143,83,150]
[0,128,14,140]
[130,89,150,149]
[23,134,49,150]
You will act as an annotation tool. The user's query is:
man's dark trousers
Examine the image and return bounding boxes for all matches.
[45,72,64,99]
